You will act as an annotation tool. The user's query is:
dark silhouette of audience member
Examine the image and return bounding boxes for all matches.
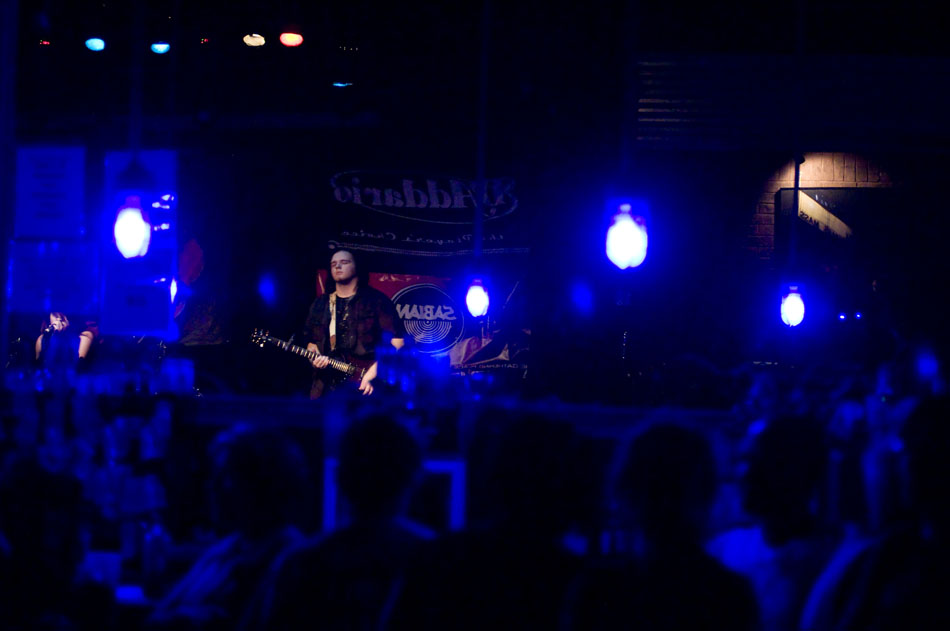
[390,415,587,629]
[799,386,911,630]
[246,413,433,630]
[0,458,116,630]
[570,423,759,630]
[828,396,950,630]
[147,426,309,631]
[709,415,832,631]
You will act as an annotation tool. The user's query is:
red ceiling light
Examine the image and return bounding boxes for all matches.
[279,32,303,47]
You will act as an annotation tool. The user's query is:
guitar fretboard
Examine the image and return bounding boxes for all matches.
[267,336,358,376]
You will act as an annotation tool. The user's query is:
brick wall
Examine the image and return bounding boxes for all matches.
[747,152,892,259]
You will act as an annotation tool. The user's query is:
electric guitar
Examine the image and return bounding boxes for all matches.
[250,329,371,383]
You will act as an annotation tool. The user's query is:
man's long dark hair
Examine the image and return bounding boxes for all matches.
[325,248,370,294]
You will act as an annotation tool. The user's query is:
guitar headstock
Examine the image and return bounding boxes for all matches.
[250,328,271,347]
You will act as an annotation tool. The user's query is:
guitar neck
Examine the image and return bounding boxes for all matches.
[278,339,316,361]
[268,337,359,376]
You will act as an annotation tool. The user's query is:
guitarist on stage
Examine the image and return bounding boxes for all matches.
[300,249,406,398]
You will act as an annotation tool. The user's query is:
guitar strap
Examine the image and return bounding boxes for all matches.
[328,292,337,351]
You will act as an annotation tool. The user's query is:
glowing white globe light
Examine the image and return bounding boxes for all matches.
[114,205,151,258]
[243,33,265,47]
[466,280,490,317]
[606,211,648,269]
[781,289,805,327]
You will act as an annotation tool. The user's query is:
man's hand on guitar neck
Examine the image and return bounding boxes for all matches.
[306,343,330,369]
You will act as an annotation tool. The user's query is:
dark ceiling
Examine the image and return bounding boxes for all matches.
[15,0,950,128]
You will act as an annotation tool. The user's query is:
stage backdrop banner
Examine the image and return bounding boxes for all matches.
[315,271,465,355]
[313,270,527,373]
[325,171,529,258]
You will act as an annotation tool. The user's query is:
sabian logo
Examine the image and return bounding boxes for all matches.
[330,171,517,225]
[392,284,465,354]
[395,304,457,321]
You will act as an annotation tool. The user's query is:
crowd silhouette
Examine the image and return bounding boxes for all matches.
[2,349,949,630]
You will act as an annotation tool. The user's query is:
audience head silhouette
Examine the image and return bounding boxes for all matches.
[0,458,97,628]
[337,413,421,520]
[902,395,950,536]
[487,414,581,535]
[618,423,717,546]
[743,415,828,545]
[209,425,309,538]
[0,458,86,584]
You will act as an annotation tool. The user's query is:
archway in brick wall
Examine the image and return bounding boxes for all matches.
[749,153,893,261]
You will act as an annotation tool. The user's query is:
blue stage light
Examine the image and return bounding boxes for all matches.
[150,42,170,54]
[466,279,489,317]
[855,312,862,319]
[332,82,353,87]
[838,312,847,321]
[85,38,106,52]
[780,287,805,327]
[571,281,594,316]
[258,274,277,307]
[917,349,939,380]
[102,152,179,340]
[114,197,151,258]
[606,201,648,269]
